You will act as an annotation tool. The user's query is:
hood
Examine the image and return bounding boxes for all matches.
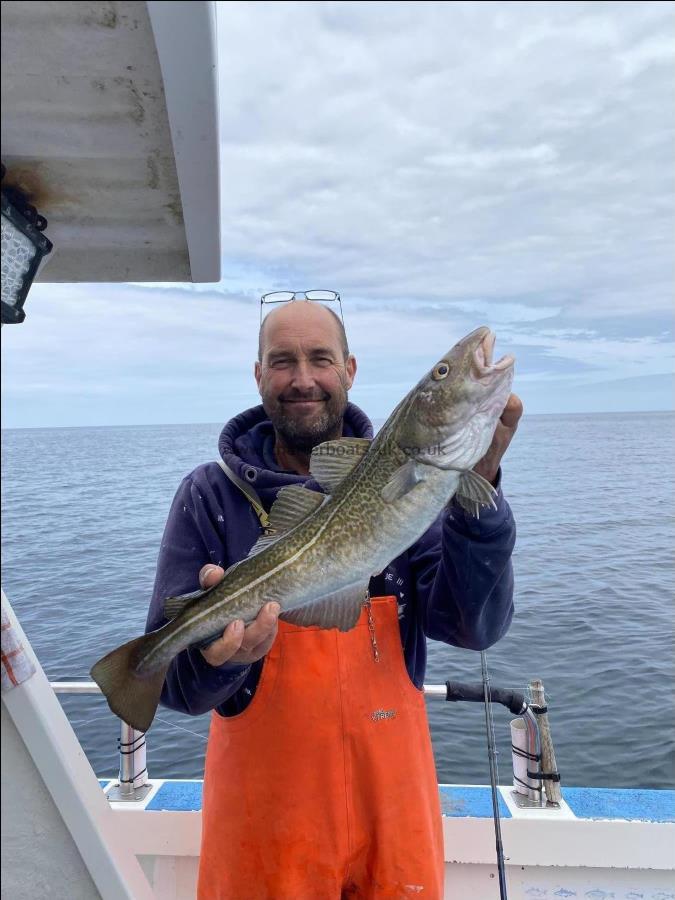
[218,403,374,509]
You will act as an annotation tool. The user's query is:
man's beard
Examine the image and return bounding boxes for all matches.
[262,383,349,453]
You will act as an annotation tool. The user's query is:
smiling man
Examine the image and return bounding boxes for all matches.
[255,300,357,469]
[146,298,521,900]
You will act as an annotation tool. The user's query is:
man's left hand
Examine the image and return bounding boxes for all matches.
[473,393,523,485]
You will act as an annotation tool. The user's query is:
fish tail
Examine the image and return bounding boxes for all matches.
[90,634,168,733]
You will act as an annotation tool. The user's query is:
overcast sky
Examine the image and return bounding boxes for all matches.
[2,0,674,428]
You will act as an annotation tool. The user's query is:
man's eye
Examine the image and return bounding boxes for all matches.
[313,357,333,366]
[270,358,292,369]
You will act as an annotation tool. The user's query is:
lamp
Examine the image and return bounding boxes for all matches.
[1,164,53,325]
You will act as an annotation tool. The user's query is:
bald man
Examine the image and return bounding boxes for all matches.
[146,300,521,900]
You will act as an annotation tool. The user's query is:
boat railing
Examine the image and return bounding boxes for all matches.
[50,681,152,802]
[50,679,558,808]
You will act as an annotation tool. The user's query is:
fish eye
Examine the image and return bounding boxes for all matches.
[432,362,450,380]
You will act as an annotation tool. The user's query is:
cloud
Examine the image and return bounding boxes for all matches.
[2,1,673,425]
[208,1,674,345]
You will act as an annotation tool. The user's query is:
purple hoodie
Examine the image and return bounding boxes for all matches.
[146,403,515,718]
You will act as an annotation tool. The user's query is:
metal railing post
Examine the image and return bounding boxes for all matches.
[106,721,152,802]
[50,680,152,802]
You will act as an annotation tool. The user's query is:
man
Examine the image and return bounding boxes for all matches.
[146,299,521,900]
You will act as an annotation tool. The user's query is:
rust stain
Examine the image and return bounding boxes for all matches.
[1,162,73,210]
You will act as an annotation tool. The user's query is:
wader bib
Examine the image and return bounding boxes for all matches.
[197,595,444,899]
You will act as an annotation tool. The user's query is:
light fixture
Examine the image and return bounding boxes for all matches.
[1,163,53,325]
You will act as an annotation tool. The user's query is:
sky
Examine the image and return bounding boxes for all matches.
[2,0,674,428]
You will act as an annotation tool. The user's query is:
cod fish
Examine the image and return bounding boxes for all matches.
[91,325,514,731]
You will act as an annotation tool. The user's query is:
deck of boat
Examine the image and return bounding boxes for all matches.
[2,591,673,899]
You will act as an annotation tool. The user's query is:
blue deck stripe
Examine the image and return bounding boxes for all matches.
[146,781,203,812]
[439,785,511,818]
[126,780,675,822]
[563,787,675,823]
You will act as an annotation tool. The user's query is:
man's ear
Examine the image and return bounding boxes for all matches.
[345,354,357,390]
[254,360,262,392]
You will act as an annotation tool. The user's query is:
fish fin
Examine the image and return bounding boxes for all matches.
[268,484,326,532]
[246,486,326,558]
[163,587,208,621]
[381,460,426,503]
[90,633,168,733]
[455,469,498,518]
[246,532,281,558]
[279,583,368,632]
[309,438,371,492]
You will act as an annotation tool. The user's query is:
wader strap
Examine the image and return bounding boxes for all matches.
[215,459,272,531]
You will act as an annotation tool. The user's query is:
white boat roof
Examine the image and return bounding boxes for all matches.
[0,1,221,283]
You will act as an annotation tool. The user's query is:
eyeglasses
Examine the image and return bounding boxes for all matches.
[260,290,343,325]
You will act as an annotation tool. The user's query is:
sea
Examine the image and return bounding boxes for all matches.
[1,411,674,789]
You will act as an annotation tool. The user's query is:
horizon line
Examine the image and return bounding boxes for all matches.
[2,408,674,432]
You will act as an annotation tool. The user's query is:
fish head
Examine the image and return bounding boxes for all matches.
[394,326,515,471]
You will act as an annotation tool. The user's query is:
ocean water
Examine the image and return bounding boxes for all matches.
[1,412,674,789]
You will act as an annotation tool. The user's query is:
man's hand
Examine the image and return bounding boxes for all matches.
[198,564,280,667]
[473,393,523,485]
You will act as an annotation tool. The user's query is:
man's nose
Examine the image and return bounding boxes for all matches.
[290,359,316,390]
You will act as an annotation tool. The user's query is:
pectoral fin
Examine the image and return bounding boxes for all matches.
[455,469,498,518]
[381,460,426,503]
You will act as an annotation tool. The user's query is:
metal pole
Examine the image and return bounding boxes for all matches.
[106,721,152,802]
[510,710,544,805]
[50,681,101,694]
[480,651,508,900]
[119,722,140,798]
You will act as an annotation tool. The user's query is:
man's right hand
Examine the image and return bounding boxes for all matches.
[198,564,280,667]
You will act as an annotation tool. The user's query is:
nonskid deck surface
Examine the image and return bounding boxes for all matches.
[98,779,675,822]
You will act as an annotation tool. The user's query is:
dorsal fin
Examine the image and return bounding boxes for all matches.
[245,532,281,558]
[269,484,326,531]
[163,587,209,622]
[309,437,371,492]
[246,485,326,558]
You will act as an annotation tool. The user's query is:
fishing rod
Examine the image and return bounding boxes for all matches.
[480,650,508,900]
[438,670,532,900]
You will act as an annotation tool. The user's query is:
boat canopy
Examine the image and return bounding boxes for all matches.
[0,1,221,284]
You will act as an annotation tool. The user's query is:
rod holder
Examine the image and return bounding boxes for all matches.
[510,708,545,806]
[106,721,152,803]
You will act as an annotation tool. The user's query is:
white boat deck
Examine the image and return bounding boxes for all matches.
[100,777,675,899]
[2,590,674,899]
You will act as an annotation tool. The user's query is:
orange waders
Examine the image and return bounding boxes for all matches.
[197,595,444,900]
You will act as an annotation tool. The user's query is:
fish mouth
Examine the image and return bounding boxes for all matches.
[472,330,514,378]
